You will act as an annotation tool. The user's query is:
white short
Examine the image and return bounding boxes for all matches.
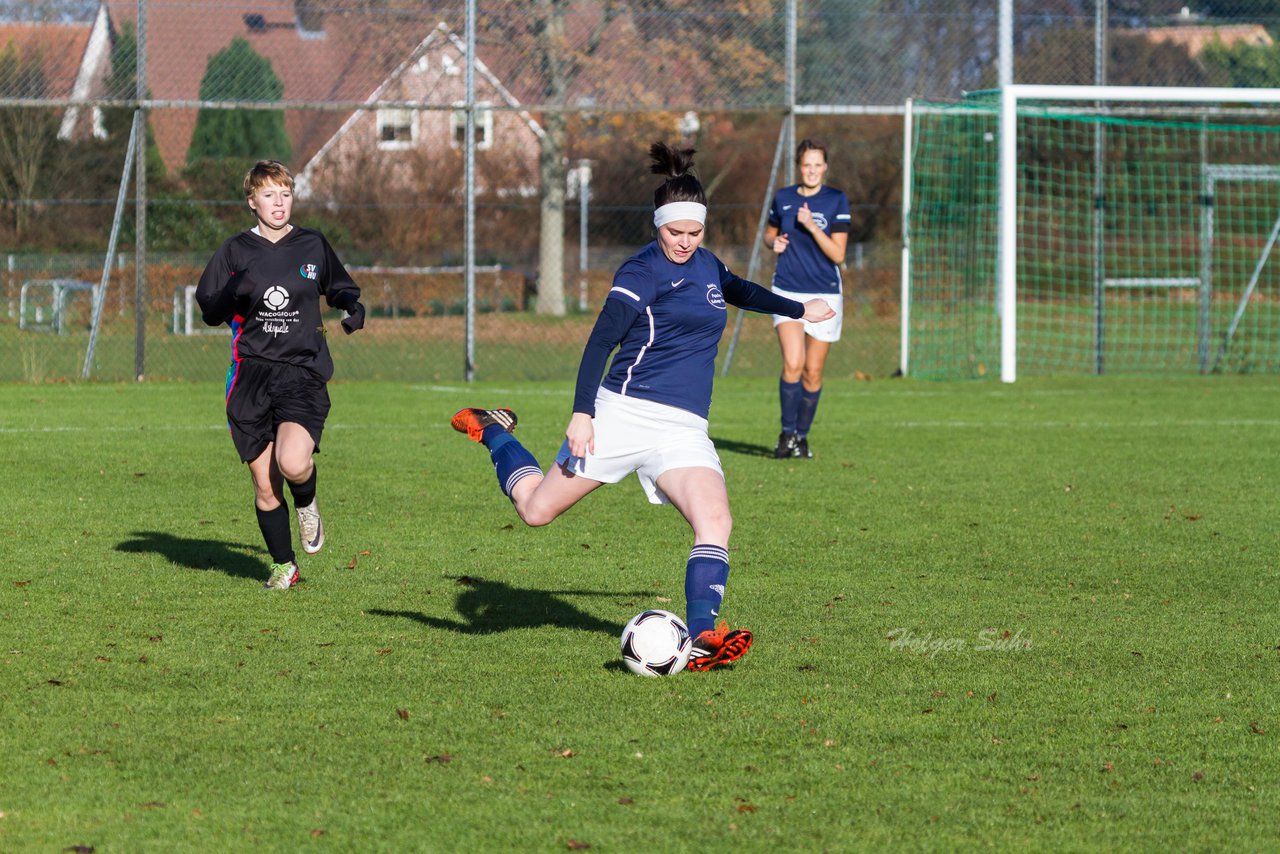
[554,388,723,505]
[771,286,843,343]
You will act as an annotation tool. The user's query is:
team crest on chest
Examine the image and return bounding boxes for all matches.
[300,263,318,280]
[705,283,725,310]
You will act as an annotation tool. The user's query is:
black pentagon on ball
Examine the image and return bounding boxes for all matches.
[648,655,681,676]
[620,632,642,663]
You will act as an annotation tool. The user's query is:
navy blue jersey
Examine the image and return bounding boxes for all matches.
[196,226,359,382]
[600,242,773,419]
[767,184,851,295]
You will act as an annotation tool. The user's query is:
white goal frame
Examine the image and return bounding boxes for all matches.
[995,85,1280,382]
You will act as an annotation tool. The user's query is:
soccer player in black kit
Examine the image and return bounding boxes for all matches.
[196,160,365,589]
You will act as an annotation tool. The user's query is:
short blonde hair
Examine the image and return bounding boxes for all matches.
[243,160,294,198]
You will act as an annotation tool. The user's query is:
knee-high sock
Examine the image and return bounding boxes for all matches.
[796,386,822,438]
[779,378,803,433]
[288,466,317,508]
[256,503,295,564]
[483,427,542,498]
[684,544,730,638]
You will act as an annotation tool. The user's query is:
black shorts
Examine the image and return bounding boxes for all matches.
[225,358,331,463]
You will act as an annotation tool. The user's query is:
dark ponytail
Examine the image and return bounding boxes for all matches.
[649,141,707,208]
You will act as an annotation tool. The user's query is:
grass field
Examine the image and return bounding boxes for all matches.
[2,375,1277,851]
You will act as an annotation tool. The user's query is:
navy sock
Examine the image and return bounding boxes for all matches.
[255,503,295,564]
[684,544,730,638]
[796,386,822,438]
[779,378,802,433]
[288,466,317,508]
[485,431,542,498]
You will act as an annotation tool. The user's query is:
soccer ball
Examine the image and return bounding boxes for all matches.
[620,609,692,676]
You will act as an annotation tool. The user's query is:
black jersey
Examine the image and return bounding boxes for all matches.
[196,226,360,381]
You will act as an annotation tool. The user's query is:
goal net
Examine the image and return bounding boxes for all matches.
[904,85,1280,380]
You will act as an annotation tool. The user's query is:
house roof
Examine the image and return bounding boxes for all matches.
[101,0,417,175]
[298,21,543,183]
[0,20,96,98]
[1132,23,1274,58]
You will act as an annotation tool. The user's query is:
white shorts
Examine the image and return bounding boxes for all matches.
[555,388,723,505]
[771,286,843,343]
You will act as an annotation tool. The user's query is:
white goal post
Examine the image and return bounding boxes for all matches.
[995,85,1280,382]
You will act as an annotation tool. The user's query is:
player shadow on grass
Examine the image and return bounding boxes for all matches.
[115,531,267,582]
[369,575,647,637]
[709,435,774,458]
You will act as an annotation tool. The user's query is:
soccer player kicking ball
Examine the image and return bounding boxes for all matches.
[452,142,833,669]
[196,160,365,590]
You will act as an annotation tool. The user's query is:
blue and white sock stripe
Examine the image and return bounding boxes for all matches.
[689,544,729,563]
[503,466,542,497]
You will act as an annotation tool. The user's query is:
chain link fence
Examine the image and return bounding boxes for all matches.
[3,0,1279,382]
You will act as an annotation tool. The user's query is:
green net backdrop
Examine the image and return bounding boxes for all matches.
[908,101,1280,379]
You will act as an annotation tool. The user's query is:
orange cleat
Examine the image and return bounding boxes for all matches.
[450,407,518,443]
[686,620,753,671]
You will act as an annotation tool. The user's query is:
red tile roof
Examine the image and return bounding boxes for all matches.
[0,21,93,97]
[102,0,415,175]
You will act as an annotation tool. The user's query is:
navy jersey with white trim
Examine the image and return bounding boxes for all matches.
[196,226,359,381]
[767,184,851,295]
[601,242,786,419]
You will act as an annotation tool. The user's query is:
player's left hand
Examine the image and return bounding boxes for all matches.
[341,300,365,334]
[801,298,835,323]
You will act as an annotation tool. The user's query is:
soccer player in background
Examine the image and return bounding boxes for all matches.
[196,160,365,590]
[763,138,851,459]
[451,142,834,669]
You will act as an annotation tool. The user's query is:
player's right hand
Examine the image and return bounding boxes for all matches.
[565,412,595,459]
[772,233,790,255]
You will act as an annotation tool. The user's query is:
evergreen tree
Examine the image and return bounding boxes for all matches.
[187,37,291,165]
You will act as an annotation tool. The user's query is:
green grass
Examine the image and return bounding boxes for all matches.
[1,376,1277,851]
[0,308,903,384]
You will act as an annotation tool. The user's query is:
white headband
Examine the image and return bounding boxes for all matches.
[653,201,707,229]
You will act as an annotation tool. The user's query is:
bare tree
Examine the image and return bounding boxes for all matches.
[0,44,58,240]
[481,0,781,315]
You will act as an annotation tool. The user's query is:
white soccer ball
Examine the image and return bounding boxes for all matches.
[620,609,692,676]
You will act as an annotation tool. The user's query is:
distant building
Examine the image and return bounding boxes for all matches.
[295,22,543,199]
[0,0,113,140]
[1129,23,1274,59]
[101,0,385,176]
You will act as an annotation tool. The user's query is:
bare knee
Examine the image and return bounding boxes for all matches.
[253,480,282,510]
[695,507,733,545]
[277,457,313,485]
[515,501,559,528]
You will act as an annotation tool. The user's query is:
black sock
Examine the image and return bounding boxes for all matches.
[288,467,317,508]
[256,503,295,564]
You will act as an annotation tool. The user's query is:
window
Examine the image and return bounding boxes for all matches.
[451,102,493,150]
[377,109,415,149]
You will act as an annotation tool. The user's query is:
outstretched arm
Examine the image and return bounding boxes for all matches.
[567,298,639,457]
